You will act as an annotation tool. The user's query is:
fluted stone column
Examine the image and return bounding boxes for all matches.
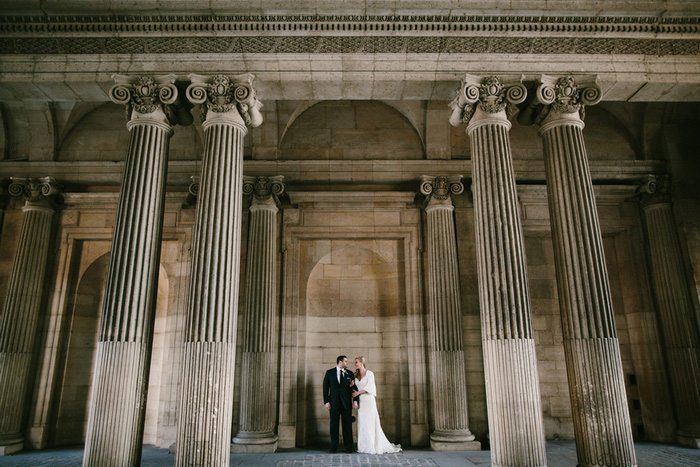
[0,177,59,455]
[449,75,546,466]
[419,175,480,451]
[232,176,284,453]
[533,76,636,466]
[0,183,6,240]
[83,75,179,466]
[176,74,263,466]
[637,175,700,448]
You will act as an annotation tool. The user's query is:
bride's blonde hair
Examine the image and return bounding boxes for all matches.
[354,356,366,380]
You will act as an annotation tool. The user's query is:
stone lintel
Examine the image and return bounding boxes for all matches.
[0,160,666,187]
[0,60,699,102]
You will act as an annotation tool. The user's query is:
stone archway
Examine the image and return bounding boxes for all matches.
[51,252,169,446]
[297,240,411,446]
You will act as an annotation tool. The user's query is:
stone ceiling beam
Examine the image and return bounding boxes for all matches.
[0,56,698,102]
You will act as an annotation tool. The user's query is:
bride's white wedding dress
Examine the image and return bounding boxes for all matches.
[355,370,402,455]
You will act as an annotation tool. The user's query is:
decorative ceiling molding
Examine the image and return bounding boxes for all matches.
[0,36,697,56]
[0,14,698,37]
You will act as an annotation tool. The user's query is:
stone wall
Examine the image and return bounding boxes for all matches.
[0,98,690,451]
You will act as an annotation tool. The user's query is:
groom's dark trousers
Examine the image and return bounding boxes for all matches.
[323,368,359,451]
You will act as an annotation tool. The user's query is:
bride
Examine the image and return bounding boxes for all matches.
[350,356,402,454]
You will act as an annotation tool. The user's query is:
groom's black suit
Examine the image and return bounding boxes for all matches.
[323,367,359,451]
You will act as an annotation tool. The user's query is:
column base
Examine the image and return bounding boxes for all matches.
[430,429,481,451]
[231,431,278,453]
[0,435,24,456]
[677,431,700,449]
[277,425,296,449]
[411,424,430,447]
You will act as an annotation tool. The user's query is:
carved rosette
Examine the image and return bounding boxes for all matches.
[534,75,602,124]
[636,174,672,207]
[449,75,527,126]
[109,74,179,124]
[8,177,60,208]
[243,176,285,207]
[420,175,464,208]
[186,74,263,128]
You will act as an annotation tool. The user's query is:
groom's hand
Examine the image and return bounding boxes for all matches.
[325,403,331,411]
[353,402,358,409]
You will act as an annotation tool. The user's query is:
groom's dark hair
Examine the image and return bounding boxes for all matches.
[337,355,346,364]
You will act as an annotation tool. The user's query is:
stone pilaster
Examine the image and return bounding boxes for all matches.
[232,175,284,453]
[83,75,179,466]
[420,175,480,451]
[0,182,6,239]
[533,75,637,466]
[0,177,60,455]
[637,175,700,448]
[449,75,546,466]
[176,74,263,466]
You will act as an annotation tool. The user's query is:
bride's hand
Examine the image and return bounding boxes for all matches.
[352,391,360,398]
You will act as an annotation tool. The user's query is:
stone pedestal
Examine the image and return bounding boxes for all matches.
[0,177,59,456]
[637,176,700,449]
[450,75,546,466]
[175,74,263,466]
[419,175,480,452]
[82,75,178,466]
[534,76,636,466]
[231,176,284,454]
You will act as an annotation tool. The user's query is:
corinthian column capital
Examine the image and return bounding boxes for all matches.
[8,177,61,210]
[243,175,284,210]
[449,75,527,130]
[110,74,180,127]
[532,75,602,130]
[420,175,464,211]
[636,174,672,208]
[186,74,263,130]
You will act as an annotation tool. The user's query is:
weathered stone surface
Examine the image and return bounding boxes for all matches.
[0,178,59,456]
[637,176,700,449]
[83,75,178,466]
[175,74,263,466]
[232,176,284,453]
[534,76,637,466]
[452,75,547,466]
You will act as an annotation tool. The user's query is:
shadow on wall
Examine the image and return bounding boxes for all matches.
[52,251,169,447]
[301,243,408,446]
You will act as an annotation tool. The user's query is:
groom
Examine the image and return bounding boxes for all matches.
[323,355,359,453]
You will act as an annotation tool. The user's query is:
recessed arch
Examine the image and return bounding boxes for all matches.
[279,100,424,160]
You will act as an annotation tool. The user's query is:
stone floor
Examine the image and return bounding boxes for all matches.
[0,441,699,466]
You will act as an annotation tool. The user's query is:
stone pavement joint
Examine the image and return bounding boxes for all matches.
[0,441,699,466]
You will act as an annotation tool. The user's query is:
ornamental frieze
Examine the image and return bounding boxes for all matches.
[0,36,697,56]
[0,14,697,35]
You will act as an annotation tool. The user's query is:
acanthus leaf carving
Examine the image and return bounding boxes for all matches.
[8,176,61,206]
[533,75,601,123]
[186,73,263,127]
[242,175,285,205]
[109,74,179,124]
[420,175,464,207]
[449,75,527,126]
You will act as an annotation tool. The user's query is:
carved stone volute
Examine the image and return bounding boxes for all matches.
[109,74,180,125]
[532,75,602,125]
[636,174,672,208]
[420,175,464,209]
[8,177,61,209]
[449,75,527,127]
[186,74,263,128]
[243,176,284,208]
